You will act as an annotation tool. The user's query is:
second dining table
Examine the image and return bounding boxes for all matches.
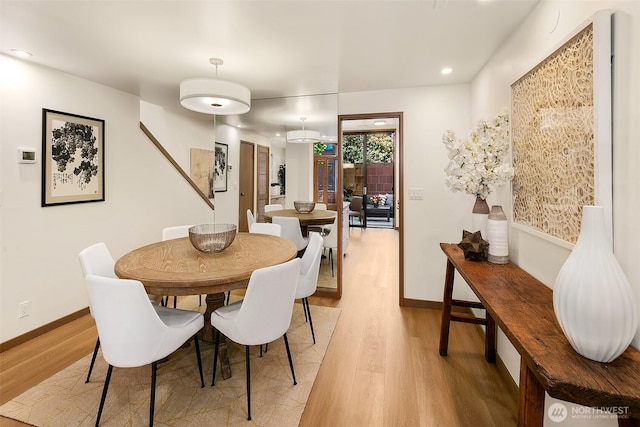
[263,208,337,236]
[114,232,297,379]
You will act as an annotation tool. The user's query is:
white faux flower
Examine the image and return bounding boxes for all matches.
[442,112,513,200]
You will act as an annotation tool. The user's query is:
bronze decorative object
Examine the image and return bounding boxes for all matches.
[458,230,489,261]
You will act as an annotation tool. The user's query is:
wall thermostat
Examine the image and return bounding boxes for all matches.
[18,148,37,164]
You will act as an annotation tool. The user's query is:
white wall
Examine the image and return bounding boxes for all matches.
[285,143,314,207]
[339,84,473,302]
[0,55,212,341]
[470,1,640,425]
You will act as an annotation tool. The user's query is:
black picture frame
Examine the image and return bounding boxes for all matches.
[214,142,228,192]
[42,109,105,206]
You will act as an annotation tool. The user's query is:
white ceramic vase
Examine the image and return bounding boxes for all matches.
[553,206,638,363]
[472,196,489,239]
[487,205,509,264]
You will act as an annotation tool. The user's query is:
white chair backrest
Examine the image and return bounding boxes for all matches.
[234,259,301,345]
[272,216,308,251]
[297,233,323,298]
[79,242,117,278]
[264,204,284,213]
[315,203,327,210]
[322,217,339,248]
[246,209,256,229]
[84,275,174,367]
[249,222,281,236]
[162,225,193,241]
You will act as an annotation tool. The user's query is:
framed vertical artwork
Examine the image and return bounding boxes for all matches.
[214,142,228,192]
[190,148,215,199]
[41,109,105,206]
[510,11,612,247]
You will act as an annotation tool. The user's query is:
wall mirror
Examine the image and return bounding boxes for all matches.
[221,94,341,296]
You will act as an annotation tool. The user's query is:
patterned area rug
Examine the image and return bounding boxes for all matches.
[0,304,340,426]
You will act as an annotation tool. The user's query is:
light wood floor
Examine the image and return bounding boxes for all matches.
[0,228,517,426]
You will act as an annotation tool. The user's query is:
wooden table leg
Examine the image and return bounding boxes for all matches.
[518,359,545,427]
[439,259,455,356]
[485,312,496,363]
[203,292,232,380]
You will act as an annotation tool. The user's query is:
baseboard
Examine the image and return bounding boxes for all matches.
[400,298,442,309]
[0,307,90,353]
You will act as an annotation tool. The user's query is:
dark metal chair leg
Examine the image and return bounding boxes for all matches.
[329,248,334,277]
[283,333,297,385]
[193,334,204,388]
[86,338,100,383]
[303,299,309,323]
[96,364,113,427]
[245,345,251,421]
[305,298,316,344]
[173,296,177,308]
[211,330,220,386]
[150,362,157,427]
[225,291,231,305]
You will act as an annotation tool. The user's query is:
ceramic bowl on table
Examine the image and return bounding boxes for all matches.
[188,224,237,253]
[294,201,315,214]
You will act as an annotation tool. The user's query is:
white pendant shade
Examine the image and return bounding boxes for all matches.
[286,129,321,143]
[287,117,321,143]
[180,78,251,115]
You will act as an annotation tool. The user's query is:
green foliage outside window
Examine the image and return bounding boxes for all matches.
[343,133,393,164]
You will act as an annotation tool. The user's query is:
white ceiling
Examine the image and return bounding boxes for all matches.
[1,0,539,142]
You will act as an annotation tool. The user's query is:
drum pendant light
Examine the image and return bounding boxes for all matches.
[287,117,321,143]
[180,58,251,115]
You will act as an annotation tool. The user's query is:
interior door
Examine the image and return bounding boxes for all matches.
[314,156,338,210]
[238,141,254,232]
[257,146,269,221]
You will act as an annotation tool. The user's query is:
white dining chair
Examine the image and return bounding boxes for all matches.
[249,222,281,236]
[246,209,256,230]
[322,217,339,276]
[210,258,301,421]
[307,203,329,234]
[85,274,204,427]
[272,216,309,254]
[264,203,284,213]
[296,232,323,344]
[78,242,162,383]
[161,225,201,307]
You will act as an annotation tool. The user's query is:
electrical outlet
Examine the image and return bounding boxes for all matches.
[19,301,31,318]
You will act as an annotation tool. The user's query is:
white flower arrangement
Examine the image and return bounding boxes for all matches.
[442,112,514,200]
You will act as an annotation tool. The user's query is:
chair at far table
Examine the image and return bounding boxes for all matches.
[78,242,162,383]
[296,232,323,344]
[161,225,201,307]
[307,203,329,234]
[264,203,284,213]
[249,222,281,236]
[85,274,204,427]
[246,209,256,230]
[211,258,301,421]
[272,216,309,256]
[321,217,339,277]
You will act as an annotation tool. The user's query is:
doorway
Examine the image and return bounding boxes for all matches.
[238,141,255,232]
[339,112,404,304]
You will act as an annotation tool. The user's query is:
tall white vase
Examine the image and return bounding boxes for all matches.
[487,205,509,264]
[553,206,638,363]
[472,196,489,239]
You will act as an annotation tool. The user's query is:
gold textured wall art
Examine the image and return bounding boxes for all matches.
[510,18,610,245]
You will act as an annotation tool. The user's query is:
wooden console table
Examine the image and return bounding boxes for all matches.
[438,243,640,427]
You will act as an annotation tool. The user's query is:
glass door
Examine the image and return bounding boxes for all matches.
[314,156,338,210]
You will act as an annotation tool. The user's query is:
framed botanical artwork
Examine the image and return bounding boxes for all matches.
[190,148,215,199]
[41,109,105,206]
[214,142,228,192]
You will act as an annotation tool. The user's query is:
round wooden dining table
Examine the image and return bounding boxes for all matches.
[114,232,297,379]
[263,209,337,236]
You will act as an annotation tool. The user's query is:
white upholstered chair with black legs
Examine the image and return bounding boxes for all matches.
[246,209,256,230]
[249,222,281,236]
[210,258,301,421]
[321,217,339,277]
[296,232,323,344]
[264,203,284,213]
[85,274,204,427]
[78,242,162,383]
[272,216,309,256]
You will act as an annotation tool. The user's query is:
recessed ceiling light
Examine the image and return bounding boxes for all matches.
[276,133,281,137]
[374,120,386,126]
[441,67,453,75]
[11,49,32,58]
